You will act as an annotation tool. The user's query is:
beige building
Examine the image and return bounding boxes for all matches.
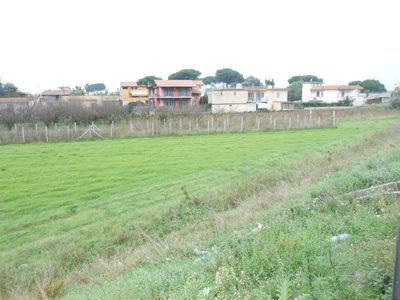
[208,85,290,113]
[63,95,120,108]
[120,81,149,106]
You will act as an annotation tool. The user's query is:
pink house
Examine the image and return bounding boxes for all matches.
[149,80,203,108]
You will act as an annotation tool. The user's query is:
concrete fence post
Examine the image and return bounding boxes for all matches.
[392,214,400,299]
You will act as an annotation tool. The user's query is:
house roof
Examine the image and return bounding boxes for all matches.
[41,90,72,96]
[154,80,198,87]
[310,85,363,91]
[0,97,29,103]
[193,80,204,86]
[120,81,137,87]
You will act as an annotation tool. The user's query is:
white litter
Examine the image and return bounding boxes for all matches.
[252,223,264,232]
[330,233,351,242]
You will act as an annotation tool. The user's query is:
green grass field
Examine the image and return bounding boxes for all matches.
[1,111,400,299]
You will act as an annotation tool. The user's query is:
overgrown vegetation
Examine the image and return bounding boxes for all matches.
[389,93,400,109]
[301,96,354,108]
[1,110,400,299]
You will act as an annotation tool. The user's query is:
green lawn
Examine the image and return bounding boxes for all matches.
[0,113,399,298]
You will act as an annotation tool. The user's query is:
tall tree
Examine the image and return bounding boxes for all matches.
[71,86,85,96]
[202,76,216,86]
[243,76,263,87]
[168,69,201,80]
[0,78,6,97]
[2,82,22,97]
[288,75,323,84]
[88,83,106,93]
[215,68,245,88]
[349,79,386,93]
[136,75,162,86]
[265,79,275,87]
[287,81,303,101]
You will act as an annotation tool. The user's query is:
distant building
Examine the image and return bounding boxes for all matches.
[63,95,120,108]
[208,84,291,113]
[149,80,203,108]
[0,97,32,108]
[120,81,149,106]
[40,86,71,102]
[302,82,364,105]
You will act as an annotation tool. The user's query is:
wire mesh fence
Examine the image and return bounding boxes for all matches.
[0,110,338,144]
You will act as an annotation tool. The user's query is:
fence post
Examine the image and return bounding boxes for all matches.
[392,214,400,299]
[180,118,182,130]
[164,119,166,130]
[289,117,291,130]
[318,116,321,128]
[189,121,191,133]
[273,118,276,130]
[333,111,336,126]
[241,116,244,131]
[223,120,226,132]
[309,110,312,123]
[152,122,154,136]
[22,127,25,143]
[211,117,214,128]
[55,123,57,131]
[169,122,172,134]
[74,122,77,133]
[45,126,48,142]
[67,126,70,140]
[207,120,210,133]
[35,123,38,135]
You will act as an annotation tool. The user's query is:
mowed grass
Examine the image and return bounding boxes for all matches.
[0,113,399,297]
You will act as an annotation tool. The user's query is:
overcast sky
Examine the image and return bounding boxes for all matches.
[1,0,399,94]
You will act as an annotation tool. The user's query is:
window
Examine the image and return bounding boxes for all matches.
[277,92,281,98]
[165,88,173,96]
[341,92,345,97]
[256,92,264,101]
[179,100,187,106]
[179,88,187,96]
[166,100,174,107]
[248,92,254,101]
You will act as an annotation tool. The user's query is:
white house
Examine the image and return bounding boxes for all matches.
[302,82,364,106]
[208,84,291,113]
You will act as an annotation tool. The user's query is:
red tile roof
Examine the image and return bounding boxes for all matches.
[154,80,198,87]
[310,85,363,91]
[193,80,204,86]
[120,81,137,87]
